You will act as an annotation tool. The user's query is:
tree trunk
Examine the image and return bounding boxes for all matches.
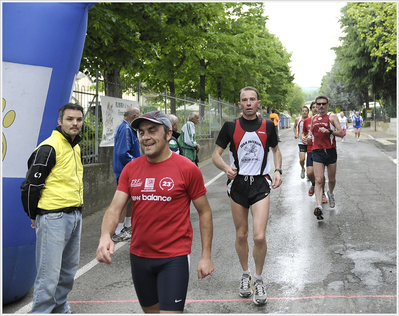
[104,69,123,98]
[168,81,176,115]
[199,59,207,118]
[216,77,222,100]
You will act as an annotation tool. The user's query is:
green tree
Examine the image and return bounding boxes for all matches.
[302,88,319,102]
[202,3,293,109]
[333,2,396,113]
[286,83,306,116]
[319,64,364,112]
[80,3,155,97]
[81,3,294,115]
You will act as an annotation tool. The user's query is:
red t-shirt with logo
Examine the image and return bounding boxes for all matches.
[302,116,313,153]
[311,113,336,150]
[117,152,207,258]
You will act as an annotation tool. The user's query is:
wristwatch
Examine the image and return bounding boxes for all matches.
[328,129,333,134]
[274,168,282,175]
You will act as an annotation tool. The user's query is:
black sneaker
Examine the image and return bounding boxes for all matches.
[314,206,324,220]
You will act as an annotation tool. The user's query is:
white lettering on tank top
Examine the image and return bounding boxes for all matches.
[237,131,265,175]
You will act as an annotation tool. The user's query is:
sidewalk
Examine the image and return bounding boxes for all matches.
[352,126,397,140]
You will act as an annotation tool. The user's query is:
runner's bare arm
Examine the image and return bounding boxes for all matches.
[212,145,237,180]
[301,126,310,144]
[96,190,130,264]
[271,145,282,189]
[330,114,344,138]
[192,194,214,280]
[293,117,299,138]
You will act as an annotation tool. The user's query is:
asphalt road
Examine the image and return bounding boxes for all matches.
[4,126,397,314]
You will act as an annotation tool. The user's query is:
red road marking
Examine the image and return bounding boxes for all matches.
[70,295,396,304]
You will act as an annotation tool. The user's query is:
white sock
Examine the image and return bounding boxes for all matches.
[242,269,251,276]
[124,217,131,228]
[115,223,124,235]
[254,274,263,282]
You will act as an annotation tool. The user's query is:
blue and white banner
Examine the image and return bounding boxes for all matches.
[2,2,93,304]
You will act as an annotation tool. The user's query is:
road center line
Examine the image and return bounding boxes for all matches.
[205,171,225,188]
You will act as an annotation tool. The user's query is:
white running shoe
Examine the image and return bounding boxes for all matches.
[327,191,335,208]
[253,279,267,305]
[111,227,132,242]
[239,274,253,298]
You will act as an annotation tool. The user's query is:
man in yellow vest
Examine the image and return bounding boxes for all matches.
[21,103,84,314]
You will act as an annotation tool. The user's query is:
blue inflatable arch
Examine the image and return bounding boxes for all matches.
[2,2,93,304]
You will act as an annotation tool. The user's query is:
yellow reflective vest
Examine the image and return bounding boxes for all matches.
[36,130,84,210]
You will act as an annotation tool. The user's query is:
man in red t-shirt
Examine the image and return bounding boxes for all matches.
[96,110,214,314]
[302,102,327,200]
[309,96,343,220]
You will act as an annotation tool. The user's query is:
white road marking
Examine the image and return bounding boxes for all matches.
[204,171,225,187]
[15,241,128,314]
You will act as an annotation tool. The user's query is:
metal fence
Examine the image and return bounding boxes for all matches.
[343,106,395,124]
[70,77,238,164]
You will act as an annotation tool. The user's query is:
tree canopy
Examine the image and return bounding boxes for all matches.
[323,2,397,114]
[80,2,294,113]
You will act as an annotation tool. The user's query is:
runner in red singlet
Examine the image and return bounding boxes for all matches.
[294,105,309,179]
[310,96,344,220]
[302,102,327,201]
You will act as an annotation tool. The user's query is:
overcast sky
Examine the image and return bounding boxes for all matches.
[263,1,347,88]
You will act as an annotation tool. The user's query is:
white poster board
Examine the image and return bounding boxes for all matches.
[100,96,139,147]
[2,61,52,177]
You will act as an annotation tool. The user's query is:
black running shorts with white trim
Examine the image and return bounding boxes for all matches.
[298,144,307,153]
[312,148,337,165]
[227,174,272,209]
[130,254,190,311]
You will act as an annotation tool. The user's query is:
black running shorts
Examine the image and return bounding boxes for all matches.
[312,148,337,165]
[306,152,313,167]
[227,174,272,209]
[130,254,190,311]
[298,144,307,153]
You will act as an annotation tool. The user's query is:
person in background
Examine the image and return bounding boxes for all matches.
[112,106,141,242]
[180,112,200,165]
[21,103,84,314]
[293,105,309,179]
[168,114,183,155]
[339,111,349,142]
[309,96,344,220]
[212,86,282,306]
[352,111,364,141]
[97,110,214,313]
[269,109,280,142]
[302,102,327,202]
